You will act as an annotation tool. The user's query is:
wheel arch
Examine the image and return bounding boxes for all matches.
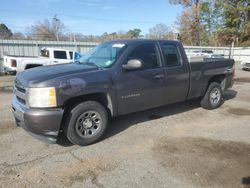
[207,74,226,91]
[62,92,115,118]
[25,64,43,69]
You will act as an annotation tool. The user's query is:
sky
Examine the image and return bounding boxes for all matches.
[0,0,183,36]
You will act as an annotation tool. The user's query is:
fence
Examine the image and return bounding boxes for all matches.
[1,39,250,71]
[185,45,250,62]
[0,39,98,58]
[232,47,250,62]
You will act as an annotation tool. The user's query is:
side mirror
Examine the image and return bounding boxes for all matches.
[122,59,142,71]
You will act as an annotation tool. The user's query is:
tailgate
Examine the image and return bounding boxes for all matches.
[4,56,17,69]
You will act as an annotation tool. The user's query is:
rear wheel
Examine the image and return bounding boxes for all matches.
[64,101,108,146]
[200,82,223,110]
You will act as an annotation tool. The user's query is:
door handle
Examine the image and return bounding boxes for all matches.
[53,61,58,63]
[154,74,165,79]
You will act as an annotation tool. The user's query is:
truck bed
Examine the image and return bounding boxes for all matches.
[188,58,235,99]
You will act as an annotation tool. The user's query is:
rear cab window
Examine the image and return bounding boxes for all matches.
[202,50,213,54]
[40,49,50,57]
[160,42,182,67]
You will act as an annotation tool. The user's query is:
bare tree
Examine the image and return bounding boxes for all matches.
[30,15,65,41]
[146,23,172,39]
[12,32,26,40]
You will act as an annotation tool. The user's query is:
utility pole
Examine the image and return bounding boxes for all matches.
[194,0,200,46]
[53,15,59,41]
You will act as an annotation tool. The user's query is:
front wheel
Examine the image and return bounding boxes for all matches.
[64,101,108,146]
[200,82,223,110]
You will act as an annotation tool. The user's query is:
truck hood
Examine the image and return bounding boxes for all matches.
[16,63,99,87]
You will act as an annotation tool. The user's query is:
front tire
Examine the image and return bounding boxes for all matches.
[64,101,108,146]
[200,82,223,110]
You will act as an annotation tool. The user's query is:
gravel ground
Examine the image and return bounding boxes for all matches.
[0,63,249,188]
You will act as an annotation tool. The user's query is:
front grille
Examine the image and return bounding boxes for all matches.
[245,63,250,67]
[17,96,26,105]
[14,78,26,105]
[16,85,26,93]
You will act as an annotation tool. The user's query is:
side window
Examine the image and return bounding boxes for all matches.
[69,51,73,59]
[127,43,160,69]
[161,44,181,67]
[54,51,67,59]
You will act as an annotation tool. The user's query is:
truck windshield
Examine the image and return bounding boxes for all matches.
[78,42,127,68]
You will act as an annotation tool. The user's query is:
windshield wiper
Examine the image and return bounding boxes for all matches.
[75,61,99,68]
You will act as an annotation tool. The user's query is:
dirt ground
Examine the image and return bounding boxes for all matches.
[0,63,249,188]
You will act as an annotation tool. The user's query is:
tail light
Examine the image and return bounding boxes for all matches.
[10,59,17,67]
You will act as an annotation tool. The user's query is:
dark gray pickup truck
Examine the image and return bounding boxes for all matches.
[12,40,235,145]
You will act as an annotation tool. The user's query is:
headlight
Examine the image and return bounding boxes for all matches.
[27,87,57,108]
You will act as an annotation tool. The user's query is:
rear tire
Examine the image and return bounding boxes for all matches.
[64,101,108,146]
[200,82,223,110]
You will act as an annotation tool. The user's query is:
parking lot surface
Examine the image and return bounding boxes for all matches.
[0,63,249,188]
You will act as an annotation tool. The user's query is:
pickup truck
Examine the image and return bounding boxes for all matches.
[187,49,224,59]
[11,40,235,146]
[241,60,250,70]
[3,48,81,74]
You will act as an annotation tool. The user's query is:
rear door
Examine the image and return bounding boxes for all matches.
[115,42,166,115]
[159,41,190,104]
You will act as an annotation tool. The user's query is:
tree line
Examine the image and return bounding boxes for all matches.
[0,15,177,42]
[171,0,250,47]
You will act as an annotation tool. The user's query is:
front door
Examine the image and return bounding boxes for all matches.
[114,42,166,115]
